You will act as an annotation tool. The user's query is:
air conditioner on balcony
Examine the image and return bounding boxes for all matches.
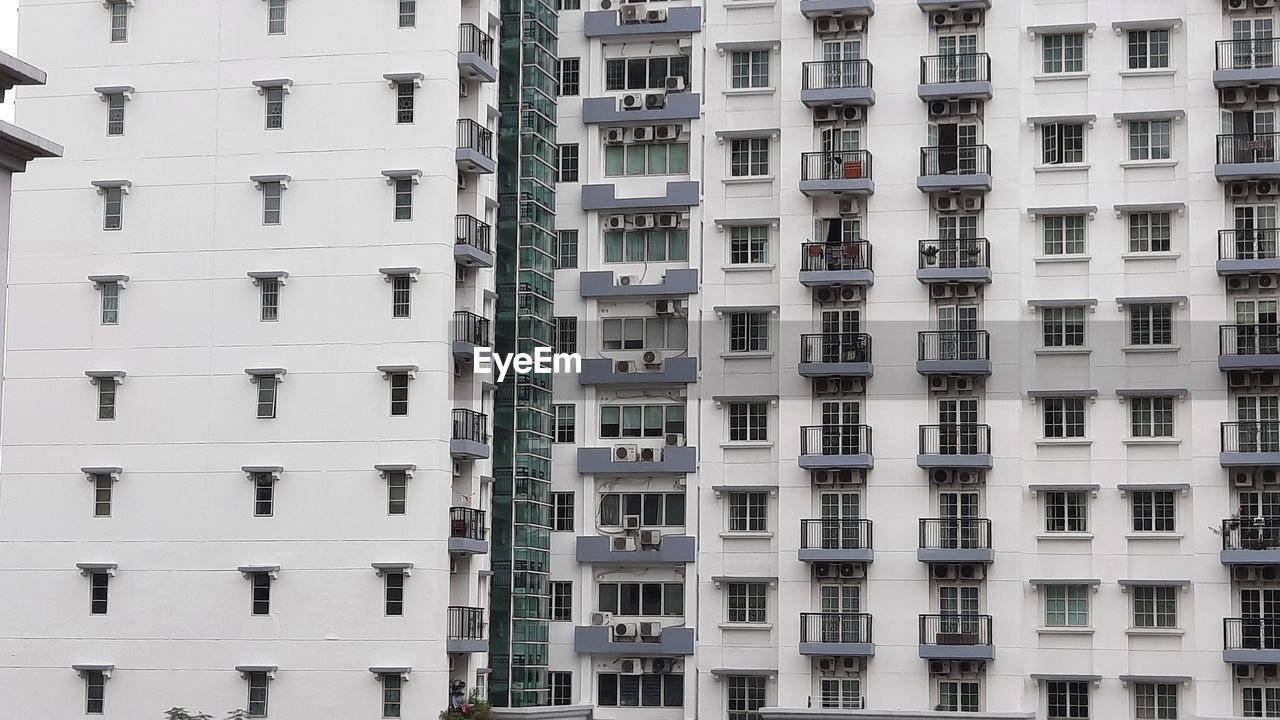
[605,215,627,231]
[1236,663,1258,681]
[1228,275,1251,292]
[459,82,470,98]
[1228,0,1249,10]
[956,99,979,116]
[952,284,978,299]
[620,4,643,22]
[958,563,984,580]
[813,470,836,485]
[632,125,654,142]
[621,92,645,110]
[619,658,644,675]
[839,562,864,578]
[928,375,950,393]
[957,470,981,484]
[639,622,662,638]
[656,212,681,228]
[815,378,841,395]
[1230,181,1252,199]
[961,195,984,212]
[813,562,834,578]
[815,288,838,304]
[647,8,668,22]
[934,194,959,213]
[1223,87,1249,106]
[1235,566,1260,582]
[590,611,613,626]
[638,446,660,462]
[814,17,840,35]
[817,658,838,673]
[840,286,862,303]
[619,275,638,286]
[633,213,656,229]
[645,92,667,110]
[839,198,859,215]
[1256,0,1277,9]
[931,469,953,484]
[842,16,865,33]
[1262,370,1280,387]
[665,432,685,447]
[959,10,983,25]
[613,623,640,639]
[932,12,956,28]
[654,125,681,141]
[664,75,685,92]
[1260,180,1280,198]
[954,377,975,392]
[1234,469,1257,487]
[655,299,678,315]
[611,536,638,552]
[1230,370,1255,388]
[929,661,952,676]
[928,101,951,118]
[457,174,468,191]
[841,106,864,122]
[1262,274,1280,291]
[814,106,840,124]
[930,284,954,300]
[642,351,662,368]
[842,377,865,394]
[600,0,616,8]
[640,529,662,547]
[616,360,634,374]
[614,444,638,462]
[604,127,628,145]
[932,564,957,580]
[1261,86,1280,104]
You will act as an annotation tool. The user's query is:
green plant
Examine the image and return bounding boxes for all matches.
[440,693,495,720]
[163,708,248,720]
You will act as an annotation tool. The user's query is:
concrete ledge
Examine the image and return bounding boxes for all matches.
[800,0,874,17]
[799,269,874,286]
[798,177,875,196]
[918,267,992,284]
[917,548,995,564]
[1215,67,1280,88]
[919,643,995,660]
[918,80,993,102]
[451,439,490,460]
[579,269,699,298]
[798,548,873,563]
[458,53,498,83]
[455,243,494,268]
[576,535,696,564]
[917,173,992,193]
[917,453,993,469]
[584,6,702,37]
[798,362,873,378]
[1218,161,1280,181]
[578,446,697,474]
[575,625,695,655]
[446,637,489,653]
[582,181,700,211]
[798,453,874,470]
[582,93,700,124]
[579,357,698,386]
[449,537,489,555]
[801,87,876,107]
[917,359,992,376]
[1222,451,1280,467]
[798,641,874,657]
[456,147,496,174]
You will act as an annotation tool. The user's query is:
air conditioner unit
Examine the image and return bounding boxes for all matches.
[590,611,614,626]
[958,564,983,580]
[837,469,860,484]
[1262,275,1279,291]
[614,444,638,462]
[605,215,627,231]
[620,4,643,22]
[841,657,859,672]
[1265,468,1280,484]
[613,622,639,639]
[1266,566,1280,581]
[841,106,864,122]
[640,529,662,546]
[840,286,862,302]
[633,213,656,229]
[611,536,638,552]
[664,75,685,92]
[665,432,685,447]
[932,12,955,28]
[619,275,638,286]
[839,562,864,578]
[1228,0,1249,10]
[1257,0,1277,8]
[841,377,865,394]
[1262,87,1280,104]
[813,562,834,578]
[616,360,633,374]
[604,127,627,145]
[817,658,838,673]
[638,446,660,462]
[1223,87,1249,106]
[600,0,616,8]
[1230,181,1252,199]
[814,106,840,124]
[932,564,955,580]
[842,16,864,33]
[656,212,680,228]
[654,125,681,141]
[954,377,975,392]
[642,351,662,368]
[959,10,983,25]
[1228,275,1251,292]
[632,125,653,142]
[815,288,838,304]
[955,661,979,675]
[814,17,840,35]
[1236,663,1257,681]
[645,93,667,110]
[931,469,953,484]
[930,284,954,300]
[1235,565,1258,582]
[619,658,644,675]
[961,195,983,212]
[1262,370,1280,387]
[928,375,950,393]
[656,299,678,315]
[1230,370,1255,388]
[815,378,841,395]
[934,195,958,213]
[459,82,470,98]
[957,470,980,484]
[956,99,979,116]
[953,284,978,299]
[639,621,662,638]
[814,469,836,485]
[1234,470,1257,487]
[621,92,645,110]
[839,198,859,215]
[929,660,951,676]
[650,657,678,673]
[623,514,643,530]
[928,101,951,118]
[457,174,468,191]
[647,8,668,22]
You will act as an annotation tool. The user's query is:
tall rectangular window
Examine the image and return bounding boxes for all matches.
[550,671,573,705]
[731,50,770,89]
[551,581,573,621]
[106,94,125,136]
[728,401,768,442]
[1127,29,1169,69]
[727,675,766,720]
[555,316,577,354]
[558,144,579,183]
[93,475,113,517]
[247,671,270,717]
[398,0,416,28]
[85,669,106,713]
[727,491,767,532]
[1044,585,1089,627]
[1131,490,1176,533]
[381,673,403,717]
[1128,212,1171,253]
[556,229,578,269]
[1132,585,1177,628]
[259,278,279,322]
[253,473,274,517]
[267,0,287,35]
[109,1,129,42]
[265,86,284,129]
[100,282,120,325]
[552,491,575,532]
[558,57,580,96]
[1130,396,1174,438]
[89,571,110,614]
[103,187,123,231]
[1041,306,1085,348]
[1042,124,1085,165]
[251,573,271,615]
[1129,304,1173,346]
[394,179,413,220]
[1043,215,1085,254]
[387,470,407,515]
[729,225,769,265]
[262,182,282,225]
[1043,397,1085,438]
[97,379,117,421]
[396,82,415,124]
[726,582,767,624]
[557,0,580,8]
[389,373,410,416]
[1044,491,1088,533]
[391,275,412,318]
[729,312,769,353]
[385,571,405,616]
[1129,120,1172,161]
[553,405,575,443]
[730,138,770,177]
[256,376,278,419]
[1042,34,1084,73]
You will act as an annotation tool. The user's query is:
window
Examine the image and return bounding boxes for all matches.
[389,372,410,416]
[108,0,128,42]
[84,669,106,713]
[599,404,686,438]
[558,144,579,183]
[1042,34,1084,73]
[730,138,770,177]
[602,317,687,351]
[89,571,109,614]
[267,0,287,34]
[1135,683,1176,720]
[731,50,770,89]
[103,186,123,231]
[553,405,575,444]
[551,581,573,621]
[1044,490,1088,533]
[1242,686,1280,717]
[1043,397,1086,439]
[1041,306,1086,348]
[92,474,112,517]
[599,493,686,527]
[1042,123,1085,165]
[605,56,690,91]
[259,278,279,322]
[385,571,405,616]
[387,470,407,515]
[396,82,415,124]
[250,573,272,615]
[97,379,117,421]
[252,472,274,517]
[1132,585,1177,629]
[246,671,270,717]
[391,275,412,318]
[604,142,690,177]
[1128,212,1172,253]
[1132,490,1176,533]
[603,228,688,262]
[728,401,768,442]
[727,675,766,720]
[106,93,125,136]
[381,673,403,717]
[387,178,413,221]
[552,491,575,532]
[559,57,580,96]
[727,491,767,532]
[1044,585,1089,627]
[938,680,980,713]
[820,678,862,710]
[729,226,769,265]
[556,230,578,269]
[1127,29,1169,69]
[255,375,278,419]
[1130,396,1174,438]
[597,672,684,707]
[1043,215,1086,255]
[398,0,416,28]
[597,581,684,615]
[1129,304,1173,346]
[729,312,769,353]
[1047,681,1089,720]
[100,282,120,325]
[1129,120,1171,161]
[558,0,581,8]
[265,86,284,129]
[261,182,282,225]
[550,671,573,705]
[726,582,767,624]
[555,316,577,354]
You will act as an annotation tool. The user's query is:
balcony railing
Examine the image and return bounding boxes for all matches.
[802,59,873,90]
[801,150,873,182]
[919,614,992,647]
[1222,325,1280,357]
[460,23,495,64]
[452,408,489,444]
[802,241,872,273]
[800,333,872,365]
[919,238,990,270]
[1221,229,1280,261]
[458,118,494,160]
[1222,421,1280,454]
[1217,133,1279,165]
[1217,38,1280,71]
[919,424,991,456]
[918,331,989,362]
[920,145,990,177]
[456,214,492,255]
[448,606,486,641]
[800,518,873,551]
[451,506,487,541]
[801,424,872,456]
[1226,617,1280,652]
[919,53,991,85]
[800,612,872,644]
[919,518,992,551]
[1223,517,1280,551]
[453,310,491,346]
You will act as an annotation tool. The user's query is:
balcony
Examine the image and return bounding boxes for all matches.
[450,408,490,459]
[798,333,873,378]
[452,310,490,363]
[919,614,994,660]
[800,242,873,287]
[1221,325,1280,371]
[1219,229,1280,276]
[578,356,698,387]
[1217,133,1280,181]
[577,445,697,475]
[799,150,874,196]
[799,425,873,470]
[447,606,488,653]
[574,624,694,656]
[799,612,874,656]
[1221,518,1280,565]
[576,534,696,565]
[455,214,494,267]
[1225,618,1280,665]
[918,145,992,193]
[1215,39,1280,88]
[578,269,699,300]
[457,24,497,82]
[917,331,991,376]
[581,92,700,124]
[799,519,873,563]
[801,60,875,107]
[917,238,991,284]
[584,5,702,37]
[917,424,992,469]
[917,518,993,564]
[799,0,874,18]
[456,119,495,174]
[449,507,488,555]
[1221,421,1280,467]
[919,0,989,9]
[918,53,992,102]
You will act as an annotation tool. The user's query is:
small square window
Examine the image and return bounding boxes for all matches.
[728,401,768,442]
[727,675,767,720]
[1131,490,1176,533]
[1044,584,1089,627]
[1041,306,1086,348]
[727,491,767,532]
[1041,123,1085,165]
[730,138,770,177]
[938,680,980,713]
[729,226,769,265]
[1127,212,1172,253]
[1130,396,1175,438]
[1042,397,1086,439]
[553,405,576,444]
[1043,215,1086,255]
[728,312,769,353]
[1129,304,1173,346]
[1129,120,1172,161]
[1042,33,1085,74]
[1044,490,1088,533]
[731,50,770,89]
[1132,585,1177,629]
[1127,29,1169,70]
[1134,682,1176,720]
[726,582,767,624]
[1046,680,1089,720]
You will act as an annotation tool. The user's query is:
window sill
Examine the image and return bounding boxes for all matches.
[722,263,775,273]
[1122,345,1180,354]
[1037,626,1095,636]
[1035,347,1092,356]
[723,175,775,186]
[718,622,774,631]
[1123,251,1180,261]
[1033,72,1091,82]
[1034,254,1091,264]
[1119,68,1176,78]
[720,531,774,540]
[1121,159,1177,169]
[726,0,776,7]
[1125,532,1184,541]
[1123,437,1181,446]
[721,441,774,450]
[721,351,774,360]
[723,87,775,97]
[1036,438,1092,447]
[1036,533,1094,541]
[1126,627,1184,637]
[1034,163,1091,173]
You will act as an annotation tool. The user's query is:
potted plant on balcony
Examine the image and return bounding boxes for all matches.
[440,681,495,720]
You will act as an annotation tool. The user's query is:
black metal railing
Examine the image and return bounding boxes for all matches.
[1221,324,1280,357]
[1226,617,1280,651]
[453,310,491,346]
[801,241,872,273]
[802,59,874,90]
[919,518,992,551]
[448,606,486,640]
[1222,421,1280,454]
[920,145,991,177]
[800,518,873,551]
[800,612,873,644]
[918,331,990,362]
[1218,133,1280,165]
[456,214,492,254]
[458,118,494,159]
[800,425,873,457]
[800,333,872,365]
[1217,39,1280,71]
[451,506,487,541]
[452,408,490,444]
[919,53,991,85]
[919,424,991,456]
[801,150,873,183]
[459,23,494,64]
[919,238,990,270]
[1220,229,1280,261]
[1222,517,1280,551]
[920,614,993,647]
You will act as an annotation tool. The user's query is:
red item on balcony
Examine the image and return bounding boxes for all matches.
[842,160,862,179]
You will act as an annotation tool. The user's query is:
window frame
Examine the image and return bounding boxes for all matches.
[1046,680,1089,720]
[261,181,283,226]
[550,671,573,705]
[726,581,768,624]
[1042,214,1086,255]
[265,86,284,130]
[727,491,768,533]
[252,472,275,517]
[92,474,113,518]
[255,375,279,419]
[555,316,578,354]
[100,282,120,325]
[604,55,691,92]
[727,675,767,720]
[103,186,123,231]
[729,225,769,265]
[1041,123,1085,166]
[266,0,287,35]
[389,372,410,416]
[387,470,407,515]
[728,312,769,353]
[381,673,403,718]
[553,405,576,444]
[1131,490,1177,533]
[1043,490,1089,533]
[937,679,981,713]
[398,0,417,28]
[259,278,280,322]
[602,228,689,262]
[1134,682,1177,720]
[559,57,580,96]
[1127,304,1174,347]
[730,49,770,89]
[108,0,129,43]
[597,580,685,616]
[728,401,769,442]
[1132,585,1178,629]
[1041,306,1086,348]
[603,141,691,178]
[97,378,117,421]
[106,93,125,136]
[1042,396,1086,439]
[391,275,412,318]
[1128,119,1172,161]
[85,668,106,713]
[556,230,579,269]
[551,580,573,621]
[1041,33,1085,74]
[1127,211,1172,253]
[385,570,405,616]
[1043,584,1090,628]
[247,671,270,717]
[599,403,686,439]
[552,491,575,532]
[396,82,415,124]
[1126,29,1169,70]
[1129,396,1175,439]
[394,178,413,221]
[729,137,770,178]
[558,143,580,183]
[89,571,110,615]
[597,671,685,708]
[250,573,272,616]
